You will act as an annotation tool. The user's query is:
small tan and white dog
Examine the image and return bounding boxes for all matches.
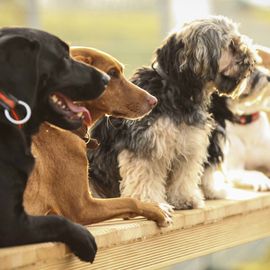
[204,45,270,193]
[224,62,270,191]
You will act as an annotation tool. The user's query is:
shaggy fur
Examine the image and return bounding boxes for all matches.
[89,16,256,209]
[201,93,235,199]
[23,47,173,228]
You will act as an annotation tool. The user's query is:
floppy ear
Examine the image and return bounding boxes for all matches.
[73,54,93,66]
[179,29,221,79]
[155,34,184,78]
[256,45,270,69]
[0,35,40,56]
[0,35,40,107]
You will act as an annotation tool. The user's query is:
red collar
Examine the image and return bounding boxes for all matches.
[235,112,260,125]
[0,91,29,129]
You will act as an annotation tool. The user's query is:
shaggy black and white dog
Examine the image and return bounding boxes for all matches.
[88,16,256,209]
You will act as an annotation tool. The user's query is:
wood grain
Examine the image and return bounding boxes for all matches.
[1,189,270,270]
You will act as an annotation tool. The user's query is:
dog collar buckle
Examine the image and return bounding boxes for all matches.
[0,91,31,127]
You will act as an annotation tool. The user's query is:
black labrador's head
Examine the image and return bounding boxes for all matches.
[0,27,109,132]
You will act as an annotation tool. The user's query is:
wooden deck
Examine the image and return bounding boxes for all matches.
[1,188,270,270]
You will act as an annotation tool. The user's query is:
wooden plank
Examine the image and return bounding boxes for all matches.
[1,189,270,270]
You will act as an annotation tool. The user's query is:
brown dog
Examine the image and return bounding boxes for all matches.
[23,47,173,227]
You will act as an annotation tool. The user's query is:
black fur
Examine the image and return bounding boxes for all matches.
[88,27,248,198]
[205,93,235,167]
[0,27,109,262]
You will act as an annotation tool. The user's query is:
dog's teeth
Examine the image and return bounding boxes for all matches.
[51,95,58,103]
[77,112,83,117]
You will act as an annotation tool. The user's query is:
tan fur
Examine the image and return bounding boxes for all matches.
[23,47,173,227]
[256,45,270,69]
[71,47,157,121]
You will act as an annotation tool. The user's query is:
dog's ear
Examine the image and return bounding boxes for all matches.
[255,45,270,69]
[0,35,40,106]
[155,34,184,78]
[73,55,93,66]
[179,29,222,79]
[0,35,40,54]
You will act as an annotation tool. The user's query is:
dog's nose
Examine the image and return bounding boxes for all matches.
[147,95,158,107]
[102,74,111,87]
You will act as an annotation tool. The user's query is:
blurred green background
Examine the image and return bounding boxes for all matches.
[0,0,162,77]
[0,0,270,77]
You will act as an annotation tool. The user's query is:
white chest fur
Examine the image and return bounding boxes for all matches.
[119,116,213,209]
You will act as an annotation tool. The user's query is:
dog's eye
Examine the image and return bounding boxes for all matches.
[107,68,119,78]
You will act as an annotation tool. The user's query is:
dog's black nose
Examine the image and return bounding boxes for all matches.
[102,74,111,87]
[147,95,158,107]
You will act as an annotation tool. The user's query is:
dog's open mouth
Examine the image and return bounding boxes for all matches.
[49,92,92,126]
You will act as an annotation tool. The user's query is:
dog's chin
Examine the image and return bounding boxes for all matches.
[110,109,151,120]
[46,111,83,130]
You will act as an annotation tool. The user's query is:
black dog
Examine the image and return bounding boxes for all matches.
[0,27,109,263]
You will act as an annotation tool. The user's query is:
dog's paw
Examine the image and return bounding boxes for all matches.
[66,223,97,263]
[202,168,228,199]
[174,199,205,210]
[140,201,174,227]
[168,190,205,210]
[249,176,270,192]
[203,184,229,200]
[232,171,270,192]
[157,203,174,227]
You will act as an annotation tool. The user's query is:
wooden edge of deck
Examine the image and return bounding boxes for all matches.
[1,189,270,270]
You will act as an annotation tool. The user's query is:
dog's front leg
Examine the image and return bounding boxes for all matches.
[201,165,228,199]
[66,196,173,227]
[0,163,97,263]
[166,158,205,210]
[118,149,168,204]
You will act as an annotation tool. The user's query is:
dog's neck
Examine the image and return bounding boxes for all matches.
[73,106,105,144]
[89,107,106,124]
[153,61,210,106]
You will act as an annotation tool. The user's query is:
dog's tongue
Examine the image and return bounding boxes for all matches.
[56,93,92,126]
[67,100,92,126]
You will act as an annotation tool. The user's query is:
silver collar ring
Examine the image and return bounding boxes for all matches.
[4,100,31,125]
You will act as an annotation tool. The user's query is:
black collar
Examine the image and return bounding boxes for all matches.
[152,62,169,80]
[152,62,176,89]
